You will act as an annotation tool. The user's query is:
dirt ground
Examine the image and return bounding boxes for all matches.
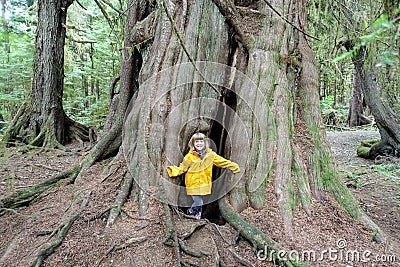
[0,130,399,267]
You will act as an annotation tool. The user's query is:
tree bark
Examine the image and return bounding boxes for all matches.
[29,0,72,143]
[347,67,372,127]
[352,47,400,158]
[121,0,383,241]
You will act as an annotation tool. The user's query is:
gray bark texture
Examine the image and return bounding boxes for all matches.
[352,47,400,159]
[29,0,73,142]
[121,0,383,241]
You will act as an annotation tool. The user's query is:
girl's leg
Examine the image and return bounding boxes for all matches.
[189,196,203,217]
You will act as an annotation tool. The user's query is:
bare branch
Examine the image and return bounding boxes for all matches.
[75,0,87,10]
[262,0,320,41]
[93,0,121,44]
[100,0,124,16]
[160,0,222,96]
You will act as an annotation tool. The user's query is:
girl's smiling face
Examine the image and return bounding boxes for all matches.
[194,139,205,151]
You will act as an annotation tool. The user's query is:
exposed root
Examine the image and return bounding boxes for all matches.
[101,148,125,179]
[65,116,90,145]
[207,222,231,244]
[178,239,209,258]
[356,139,397,159]
[358,212,385,243]
[218,197,312,267]
[228,248,253,267]
[29,109,66,150]
[0,165,80,216]
[2,101,30,145]
[96,236,147,266]
[106,170,133,227]
[166,206,279,267]
[210,235,221,266]
[87,207,111,222]
[179,221,207,239]
[30,191,91,267]
[163,203,182,266]
[3,101,90,150]
[325,169,386,242]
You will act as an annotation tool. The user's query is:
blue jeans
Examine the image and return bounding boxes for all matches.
[190,195,203,214]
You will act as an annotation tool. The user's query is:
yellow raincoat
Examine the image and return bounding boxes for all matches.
[167,148,240,195]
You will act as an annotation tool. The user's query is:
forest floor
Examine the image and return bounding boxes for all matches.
[0,130,399,267]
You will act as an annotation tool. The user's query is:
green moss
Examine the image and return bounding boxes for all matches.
[321,152,336,184]
[6,173,16,191]
[289,181,297,210]
[249,185,266,209]
[357,139,380,158]
[326,175,362,219]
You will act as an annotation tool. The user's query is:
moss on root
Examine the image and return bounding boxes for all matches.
[357,139,380,159]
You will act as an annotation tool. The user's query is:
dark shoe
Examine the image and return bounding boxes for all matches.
[187,208,195,216]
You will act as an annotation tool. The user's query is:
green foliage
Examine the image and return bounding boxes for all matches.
[62,0,126,129]
[319,95,335,113]
[0,0,35,121]
[333,14,398,65]
[370,163,400,207]
[371,163,400,180]
[320,95,348,125]
[307,0,400,127]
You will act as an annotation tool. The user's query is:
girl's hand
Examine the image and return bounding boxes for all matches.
[166,166,176,177]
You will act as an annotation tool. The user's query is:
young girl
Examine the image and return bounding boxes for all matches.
[166,133,240,219]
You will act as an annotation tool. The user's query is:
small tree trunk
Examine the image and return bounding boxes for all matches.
[347,67,372,127]
[352,46,400,158]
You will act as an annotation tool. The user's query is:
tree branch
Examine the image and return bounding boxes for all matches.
[262,0,320,41]
[100,0,124,16]
[159,0,222,96]
[30,192,91,267]
[94,0,121,44]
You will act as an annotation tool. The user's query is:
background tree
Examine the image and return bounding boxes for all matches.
[63,0,123,129]
[336,0,400,158]
[338,0,374,127]
[2,0,90,147]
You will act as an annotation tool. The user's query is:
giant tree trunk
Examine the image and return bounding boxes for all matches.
[121,0,383,240]
[2,0,89,147]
